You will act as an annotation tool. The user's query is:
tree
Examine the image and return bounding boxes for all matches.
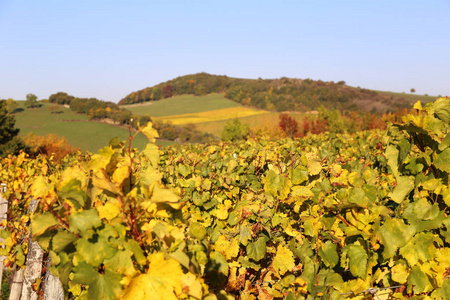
[0,100,26,157]
[5,98,18,113]
[410,88,416,93]
[221,118,250,142]
[25,93,39,108]
[48,92,74,105]
[279,113,298,138]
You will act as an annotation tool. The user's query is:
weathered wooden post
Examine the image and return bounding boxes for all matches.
[0,183,8,298]
[19,198,43,300]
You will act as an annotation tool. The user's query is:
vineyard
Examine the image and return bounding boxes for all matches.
[1,98,450,299]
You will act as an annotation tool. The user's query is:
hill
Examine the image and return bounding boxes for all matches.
[13,101,172,152]
[119,73,433,113]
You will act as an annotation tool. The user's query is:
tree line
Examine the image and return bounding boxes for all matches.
[119,73,413,113]
[48,92,132,125]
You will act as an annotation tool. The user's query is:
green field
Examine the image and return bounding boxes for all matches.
[375,90,438,104]
[13,102,172,152]
[121,93,241,117]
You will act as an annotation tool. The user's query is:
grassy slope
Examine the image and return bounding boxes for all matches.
[14,102,171,152]
[375,91,437,105]
[121,93,240,117]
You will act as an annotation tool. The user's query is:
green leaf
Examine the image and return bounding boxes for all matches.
[346,243,367,278]
[348,187,368,207]
[51,230,77,252]
[104,249,136,277]
[413,198,440,220]
[408,265,433,294]
[189,222,207,240]
[68,209,102,234]
[208,251,229,276]
[238,225,252,246]
[31,212,59,236]
[124,240,147,266]
[75,235,117,267]
[377,218,416,259]
[319,241,339,268]
[72,262,122,300]
[439,133,450,151]
[399,232,438,266]
[177,164,190,177]
[263,169,292,200]
[432,97,450,123]
[289,166,308,185]
[246,236,266,262]
[385,145,400,178]
[58,179,87,208]
[143,143,160,168]
[435,148,450,173]
[389,176,414,203]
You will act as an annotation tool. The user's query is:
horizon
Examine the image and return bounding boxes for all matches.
[1,0,449,102]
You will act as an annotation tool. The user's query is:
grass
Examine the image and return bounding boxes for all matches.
[121,93,241,117]
[13,102,173,152]
[375,91,438,104]
[153,106,269,125]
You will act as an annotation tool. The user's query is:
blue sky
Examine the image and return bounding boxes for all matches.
[0,0,449,102]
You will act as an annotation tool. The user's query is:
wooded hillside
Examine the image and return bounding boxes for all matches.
[119,73,420,113]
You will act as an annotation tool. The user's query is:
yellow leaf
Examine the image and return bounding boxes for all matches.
[413,101,423,110]
[112,165,129,186]
[17,152,26,165]
[272,244,295,276]
[97,202,121,221]
[214,236,239,260]
[31,176,49,199]
[180,273,203,299]
[150,184,179,204]
[216,204,229,220]
[120,253,183,300]
[140,122,159,143]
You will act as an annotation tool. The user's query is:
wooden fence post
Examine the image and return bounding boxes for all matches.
[43,257,64,300]
[1,183,8,298]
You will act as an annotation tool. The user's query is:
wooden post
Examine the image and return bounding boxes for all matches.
[20,198,42,300]
[0,183,8,298]
[43,257,64,300]
[8,266,24,300]
[20,239,43,300]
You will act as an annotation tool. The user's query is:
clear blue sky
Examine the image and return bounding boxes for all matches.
[1,0,449,102]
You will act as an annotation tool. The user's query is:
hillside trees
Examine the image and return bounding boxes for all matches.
[221,118,250,141]
[5,98,18,113]
[25,93,39,108]
[119,73,414,113]
[48,92,74,104]
[0,100,26,157]
[47,92,133,124]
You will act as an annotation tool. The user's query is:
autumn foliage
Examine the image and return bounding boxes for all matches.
[23,133,80,162]
[278,113,299,138]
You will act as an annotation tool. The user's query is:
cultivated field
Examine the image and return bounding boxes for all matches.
[121,93,240,117]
